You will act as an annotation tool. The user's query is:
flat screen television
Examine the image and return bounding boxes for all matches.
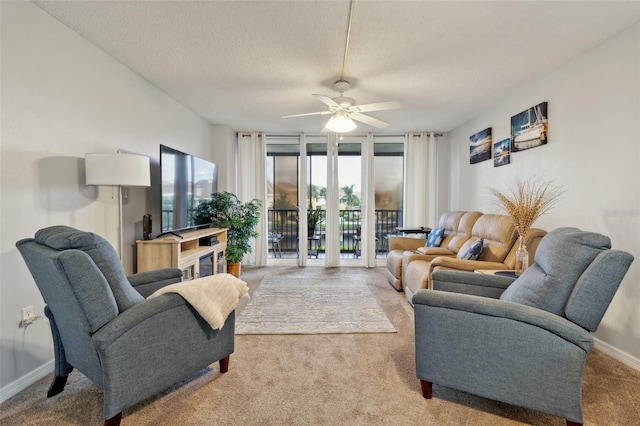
[160,145,218,234]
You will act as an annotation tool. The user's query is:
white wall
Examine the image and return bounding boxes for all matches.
[447,23,640,364]
[0,2,233,397]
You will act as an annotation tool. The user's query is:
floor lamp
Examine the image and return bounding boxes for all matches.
[85,153,151,261]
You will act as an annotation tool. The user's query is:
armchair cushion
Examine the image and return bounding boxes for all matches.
[426,228,445,247]
[58,250,119,332]
[35,225,144,312]
[458,238,483,260]
[500,227,611,316]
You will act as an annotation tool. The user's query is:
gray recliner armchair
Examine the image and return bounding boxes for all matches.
[16,226,236,426]
[413,227,633,425]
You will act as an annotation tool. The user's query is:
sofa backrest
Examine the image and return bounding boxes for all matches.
[458,214,517,263]
[500,228,633,331]
[444,211,483,253]
[34,226,144,312]
[436,211,464,245]
[437,211,465,232]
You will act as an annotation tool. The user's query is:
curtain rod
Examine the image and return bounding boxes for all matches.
[240,132,444,138]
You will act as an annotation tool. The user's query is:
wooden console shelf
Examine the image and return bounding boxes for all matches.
[136,227,227,280]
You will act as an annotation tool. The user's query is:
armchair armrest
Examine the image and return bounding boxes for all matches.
[127,268,183,297]
[430,256,509,273]
[93,293,189,346]
[415,246,455,256]
[92,293,235,418]
[431,269,515,298]
[412,290,593,351]
[403,251,453,265]
[388,236,426,251]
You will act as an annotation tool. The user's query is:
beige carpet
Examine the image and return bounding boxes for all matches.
[235,274,396,334]
[1,266,639,426]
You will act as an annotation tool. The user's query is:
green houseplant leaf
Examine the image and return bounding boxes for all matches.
[193,192,262,264]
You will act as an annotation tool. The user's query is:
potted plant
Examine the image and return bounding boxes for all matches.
[307,206,323,237]
[193,192,262,277]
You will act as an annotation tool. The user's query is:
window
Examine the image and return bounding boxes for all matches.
[266,135,405,260]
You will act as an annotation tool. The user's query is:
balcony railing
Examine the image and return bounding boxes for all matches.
[267,208,402,257]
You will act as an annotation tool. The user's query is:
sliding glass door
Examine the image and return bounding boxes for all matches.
[266,134,404,266]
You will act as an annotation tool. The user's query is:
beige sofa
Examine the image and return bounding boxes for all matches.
[385,211,484,290]
[402,214,546,303]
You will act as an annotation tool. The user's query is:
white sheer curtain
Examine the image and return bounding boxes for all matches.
[404,132,438,229]
[237,132,267,266]
[362,132,376,267]
[298,133,308,267]
[324,133,341,267]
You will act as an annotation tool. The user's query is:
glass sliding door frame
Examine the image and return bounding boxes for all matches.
[265,133,405,267]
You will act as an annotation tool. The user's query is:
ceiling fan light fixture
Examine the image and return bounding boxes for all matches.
[326,112,357,133]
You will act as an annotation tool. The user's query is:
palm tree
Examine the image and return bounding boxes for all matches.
[340,184,361,209]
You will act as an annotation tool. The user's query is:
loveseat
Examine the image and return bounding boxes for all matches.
[385,211,546,304]
[385,211,480,290]
[404,215,546,303]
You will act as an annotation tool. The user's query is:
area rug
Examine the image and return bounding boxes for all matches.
[235,276,396,334]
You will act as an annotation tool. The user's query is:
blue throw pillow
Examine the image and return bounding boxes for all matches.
[426,228,445,247]
[459,238,483,260]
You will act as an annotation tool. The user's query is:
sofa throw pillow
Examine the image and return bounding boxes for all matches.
[458,238,483,260]
[426,228,445,247]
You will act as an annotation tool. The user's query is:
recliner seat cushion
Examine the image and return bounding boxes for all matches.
[35,225,144,312]
[500,227,611,316]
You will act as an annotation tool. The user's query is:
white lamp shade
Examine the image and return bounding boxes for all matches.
[85,153,150,187]
[326,113,357,133]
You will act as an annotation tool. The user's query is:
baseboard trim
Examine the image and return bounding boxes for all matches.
[594,337,640,371]
[0,360,54,404]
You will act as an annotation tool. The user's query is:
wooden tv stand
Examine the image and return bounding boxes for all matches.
[136,227,227,280]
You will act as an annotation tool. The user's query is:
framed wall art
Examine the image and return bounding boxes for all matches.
[469,127,492,164]
[493,138,510,167]
[510,101,548,152]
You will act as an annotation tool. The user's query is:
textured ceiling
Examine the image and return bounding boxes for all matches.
[34,0,640,134]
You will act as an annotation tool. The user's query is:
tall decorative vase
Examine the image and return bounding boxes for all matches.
[514,235,529,276]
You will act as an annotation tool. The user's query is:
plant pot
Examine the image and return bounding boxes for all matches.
[227,261,241,278]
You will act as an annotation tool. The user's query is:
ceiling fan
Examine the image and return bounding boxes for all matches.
[281,80,400,132]
[280,0,400,133]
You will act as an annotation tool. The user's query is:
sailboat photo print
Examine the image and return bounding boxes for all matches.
[510,102,548,152]
[469,127,492,164]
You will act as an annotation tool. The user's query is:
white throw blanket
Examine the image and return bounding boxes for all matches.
[149,273,249,329]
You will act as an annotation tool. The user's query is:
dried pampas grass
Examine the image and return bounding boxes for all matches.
[490,179,564,237]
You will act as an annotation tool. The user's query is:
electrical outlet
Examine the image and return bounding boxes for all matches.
[21,306,34,322]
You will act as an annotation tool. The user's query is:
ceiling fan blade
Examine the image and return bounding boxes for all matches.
[351,101,400,113]
[349,112,390,129]
[281,110,333,118]
[313,94,341,108]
